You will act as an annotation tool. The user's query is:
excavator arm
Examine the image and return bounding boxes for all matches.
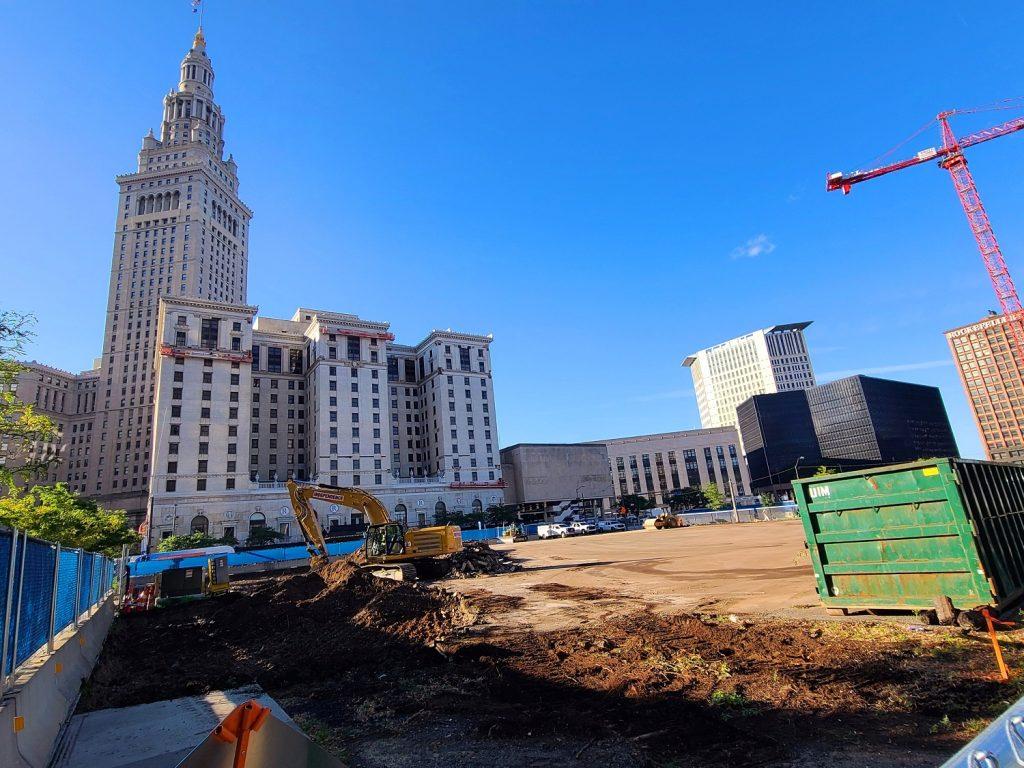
[285,480,394,570]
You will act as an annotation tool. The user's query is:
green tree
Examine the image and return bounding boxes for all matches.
[245,526,287,546]
[485,504,519,526]
[0,312,58,489]
[813,466,838,477]
[0,483,139,556]
[759,492,775,508]
[701,482,725,510]
[668,486,707,511]
[617,494,655,514]
[157,532,223,552]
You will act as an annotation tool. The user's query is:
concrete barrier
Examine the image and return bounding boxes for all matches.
[0,596,114,768]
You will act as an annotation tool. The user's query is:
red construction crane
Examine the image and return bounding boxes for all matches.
[826,106,1024,360]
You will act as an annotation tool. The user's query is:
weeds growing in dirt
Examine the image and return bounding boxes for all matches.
[709,690,758,718]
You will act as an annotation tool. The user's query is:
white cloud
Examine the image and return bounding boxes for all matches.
[730,234,776,259]
[818,359,954,381]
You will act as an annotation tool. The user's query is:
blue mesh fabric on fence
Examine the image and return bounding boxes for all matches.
[55,549,81,634]
[0,529,114,680]
[77,553,93,617]
[11,539,56,671]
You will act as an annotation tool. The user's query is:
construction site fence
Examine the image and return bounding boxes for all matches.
[131,508,799,579]
[133,527,509,579]
[680,505,799,526]
[0,526,115,687]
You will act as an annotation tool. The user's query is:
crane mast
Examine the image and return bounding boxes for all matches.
[827,108,1024,366]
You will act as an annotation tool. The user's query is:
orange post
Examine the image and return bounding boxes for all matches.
[213,700,272,768]
[982,608,1011,682]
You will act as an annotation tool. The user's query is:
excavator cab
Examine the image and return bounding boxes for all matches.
[366,523,407,559]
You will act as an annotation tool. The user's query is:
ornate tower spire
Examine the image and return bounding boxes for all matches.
[156,29,226,160]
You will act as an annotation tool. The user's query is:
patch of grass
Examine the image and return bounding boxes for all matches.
[930,714,954,734]
[709,690,758,719]
[659,654,731,682]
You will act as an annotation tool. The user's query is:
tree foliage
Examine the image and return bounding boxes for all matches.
[813,466,838,477]
[701,482,725,510]
[759,492,776,508]
[0,311,58,489]
[485,504,519,526]
[667,486,707,511]
[0,483,138,557]
[157,532,224,552]
[245,526,286,547]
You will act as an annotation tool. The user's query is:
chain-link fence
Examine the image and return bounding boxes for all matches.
[680,505,800,526]
[0,527,115,691]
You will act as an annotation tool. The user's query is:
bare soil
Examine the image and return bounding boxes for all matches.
[81,555,1024,767]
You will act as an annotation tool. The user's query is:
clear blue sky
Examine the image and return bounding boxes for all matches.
[5,2,1024,458]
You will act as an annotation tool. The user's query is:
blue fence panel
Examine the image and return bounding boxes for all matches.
[55,549,81,635]
[461,527,502,543]
[77,554,93,616]
[0,531,10,655]
[132,539,365,577]
[11,539,56,670]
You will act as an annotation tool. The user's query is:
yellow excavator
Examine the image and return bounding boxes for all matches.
[285,480,463,580]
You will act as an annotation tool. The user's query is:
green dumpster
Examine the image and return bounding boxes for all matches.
[793,458,1024,613]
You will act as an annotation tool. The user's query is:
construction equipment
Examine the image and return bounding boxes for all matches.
[285,480,463,580]
[827,104,1024,367]
[644,513,685,530]
[206,555,231,596]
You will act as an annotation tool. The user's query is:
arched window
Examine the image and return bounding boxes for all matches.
[472,499,483,515]
[190,515,209,534]
[250,512,266,529]
[434,501,446,517]
[394,503,407,524]
[136,197,145,215]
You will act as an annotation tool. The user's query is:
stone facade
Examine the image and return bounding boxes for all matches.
[0,363,99,491]
[93,28,251,517]
[595,428,752,505]
[145,298,504,547]
[3,29,505,542]
[500,443,615,512]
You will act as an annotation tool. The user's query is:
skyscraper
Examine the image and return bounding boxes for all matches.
[682,322,816,429]
[93,29,251,515]
[946,313,1024,463]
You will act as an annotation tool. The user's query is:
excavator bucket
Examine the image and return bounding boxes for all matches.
[176,700,346,768]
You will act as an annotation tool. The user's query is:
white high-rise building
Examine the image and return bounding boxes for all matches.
[682,322,816,429]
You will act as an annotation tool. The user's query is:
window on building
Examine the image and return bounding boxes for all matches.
[200,318,219,349]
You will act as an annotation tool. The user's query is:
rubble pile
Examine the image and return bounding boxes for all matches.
[444,541,522,578]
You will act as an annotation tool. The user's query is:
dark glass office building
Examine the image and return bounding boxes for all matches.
[738,375,959,492]
[737,391,820,492]
[807,375,959,463]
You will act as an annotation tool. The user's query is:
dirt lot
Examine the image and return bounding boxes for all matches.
[448,520,821,631]
[82,522,1024,767]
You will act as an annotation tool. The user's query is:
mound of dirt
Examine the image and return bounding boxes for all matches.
[443,541,521,578]
[80,565,1021,767]
[80,561,473,712]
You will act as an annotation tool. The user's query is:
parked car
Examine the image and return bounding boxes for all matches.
[596,519,626,533]
[538,523,577,539]
[567,521,597,535]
